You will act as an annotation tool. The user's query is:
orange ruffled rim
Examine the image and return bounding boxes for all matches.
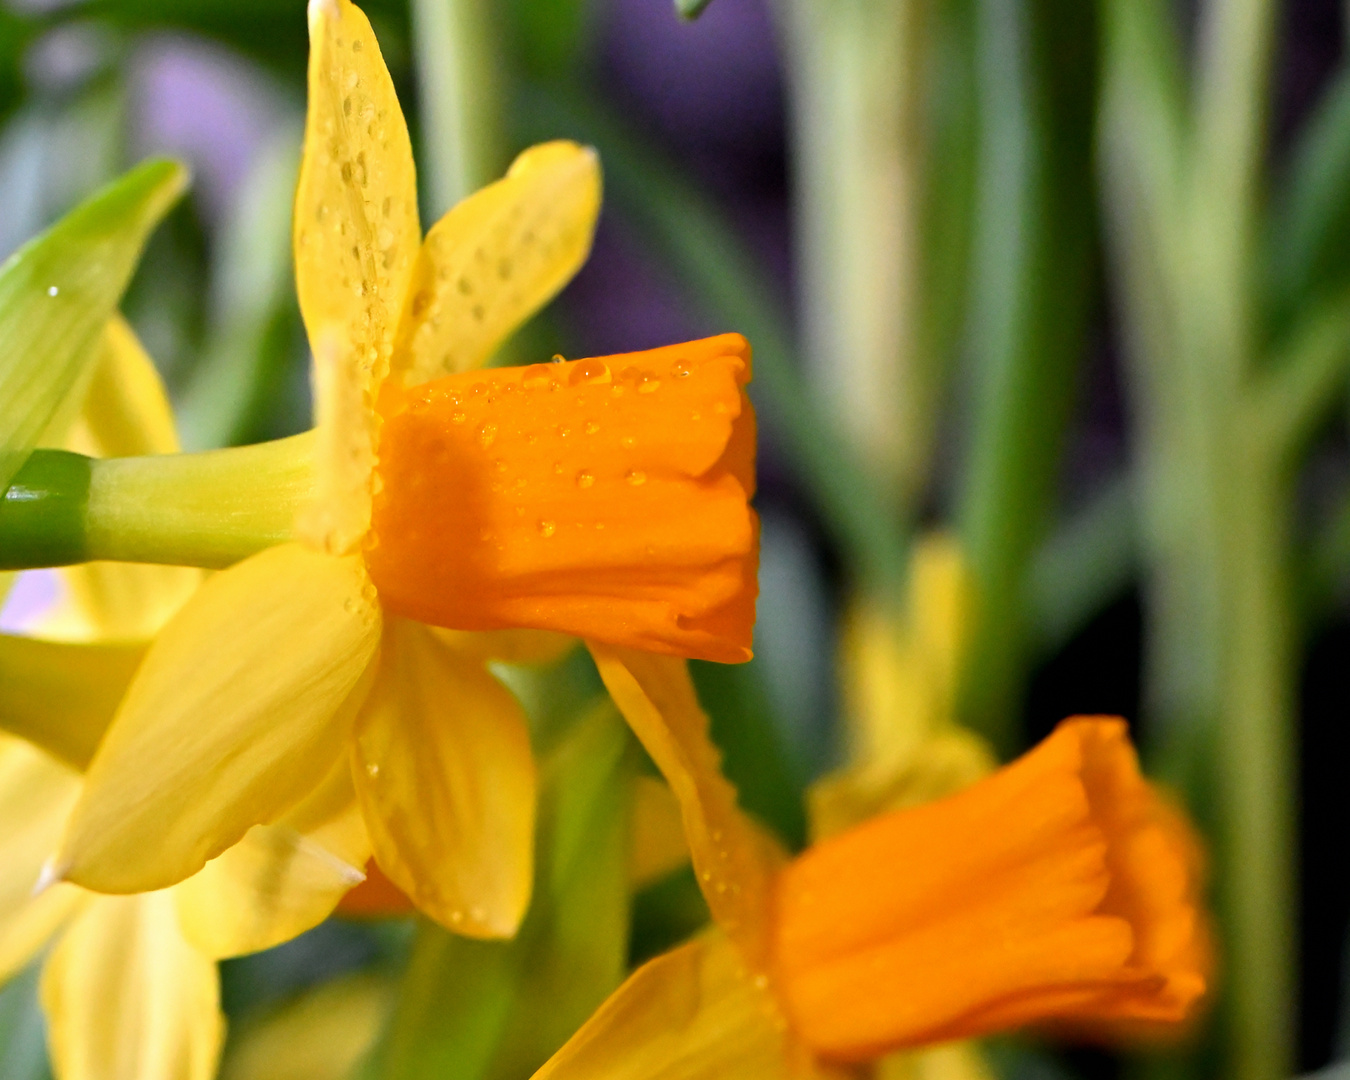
[771,717,1211,1061]
[367,334,758,663]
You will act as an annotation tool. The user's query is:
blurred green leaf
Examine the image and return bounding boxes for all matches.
[375,701,632,1080]
[0,157,187,492]
[1,9,32,128]
[517,86,910,599]
[955,0,1099,754]
[1265,67,1350,338]
[504,0,593,78]
[627,864,709,967]
[0,963,51,1080]
[691,658,807,850]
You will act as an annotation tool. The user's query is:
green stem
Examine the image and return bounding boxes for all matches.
[411,0,507,218]
[0,431,313,571]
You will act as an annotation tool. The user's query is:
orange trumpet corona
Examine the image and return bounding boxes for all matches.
[367,334,758,663]
[772,717,1209,1061]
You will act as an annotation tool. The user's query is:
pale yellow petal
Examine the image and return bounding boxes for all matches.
[876,1043,996,1080]
[0,633,145,770]
[629,774,689,889]
[353,618,535,937]
[588,644,782,972]
[221,973,391,1080]
[66,315,179,457]
[59,543,381,893]
[39,562,203,643]
[0,735,87,982]
[293,0,420,554]
[174,755,371,960]
[532,932,830,1080]
[429,626,576,665]
[391,140,601,383]
[41,891,224,1080]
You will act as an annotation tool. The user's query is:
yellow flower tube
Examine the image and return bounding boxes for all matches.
[51,0,758,948]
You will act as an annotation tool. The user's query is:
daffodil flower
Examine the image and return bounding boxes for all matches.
[515,654,1210,1079]
[50,0,757,943]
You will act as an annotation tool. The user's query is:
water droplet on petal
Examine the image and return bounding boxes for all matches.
[46,285,58,297]
[625,469,647,486]
[569,358,611,386]
[450,410,466,425]
[584,420,600,435]
[365,762,380,778]
[637,372,661,394]
[476,422,497,447]
[672,360,691,378]
[551,353,566,364]
[537,520,556,537]
[621,435,636,449]
[576,470,595,489]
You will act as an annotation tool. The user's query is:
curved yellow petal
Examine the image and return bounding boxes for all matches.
[220,973,391,1080]
[532,932,829,1080]
[41,891,224,1080]
[391,141,601,384]
[876,1043,996,1080]
[0,634,145,770]
[0,735,86,983]
[59,543,382,893]
[588,644,782,972]
[293,0,420,555]
[174,755,371,960]
[68,315,179,457]
[430,627,576,665]
[353,618,535,937]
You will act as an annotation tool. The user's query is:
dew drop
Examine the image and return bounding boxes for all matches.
[470,906,487,924]
[450,410,466,425]
[537,519,557,538]
[672,360,691,378]
[753,974,769,990]
[576,470,595,489]
[621,435,636,449]
[476,422,497,447]
[365,762,380,778]
[551,353,565,364]
[569,358,612,386]
[637,372,661,394]
[557,426,572,439]
[584,420,600,435]
[625,469,647,486]
[449,910,464,925]
[553,462,564,475]
[46,285,58,297]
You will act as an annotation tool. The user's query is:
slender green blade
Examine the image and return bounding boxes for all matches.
[0,158,188,493]
[675,0,716,18]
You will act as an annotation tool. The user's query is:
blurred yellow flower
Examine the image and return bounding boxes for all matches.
[50,0,758,946]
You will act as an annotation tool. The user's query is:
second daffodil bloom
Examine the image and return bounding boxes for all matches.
[51,0,757,941]
[525,652,1211,1079]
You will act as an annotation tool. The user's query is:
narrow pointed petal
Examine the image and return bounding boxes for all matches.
[294,0,420,554]
[353,618,535,937]
[391,141,601,384]
[44,315,203,641]
[59,543,381,894]
[0,634,145,770]
[41,891,224,1080]
[174,755,371,959]
[0,735,86,982]
[531,932,830,1080]
[588,644,781,971]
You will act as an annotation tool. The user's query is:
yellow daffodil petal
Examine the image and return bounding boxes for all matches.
[293,0,420,554]
[429,626,576,665]
[41,315,204,641]
[391,140,601,384]
[41,891,224,1080]
[174,756,371,959]
[628,774,689,889]
[588,644,781,971]
[59,543,382,894]
[532,932,827,1080]
[353,618,535,937]
[0,634,145,770]
[0,735,86,982]
[220,974,391,1080]
[876,1043,996,1080]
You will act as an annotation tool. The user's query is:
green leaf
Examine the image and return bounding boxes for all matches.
[0,158,188,493]
[0,963,51,1080]
[375,700,632,1080]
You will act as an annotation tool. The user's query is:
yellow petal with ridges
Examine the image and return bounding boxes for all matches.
[293,0,420,554]
[41,891,223,1080]
[221,973,391,1080]
[353,618,535,938]
[588,644,781,972]
[174,755,371,960]
[0,634,145,770]
[42,315,203,641]
[391,140,601,384]
[0,735,87,982]
[531,932,830,1080]
[59,543,381,894]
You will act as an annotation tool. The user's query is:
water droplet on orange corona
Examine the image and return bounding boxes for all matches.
[476,422,497,447]
[576,470,595,489]
[537,520,557,537]
[569,358,612,386]
[626,469,647,486]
